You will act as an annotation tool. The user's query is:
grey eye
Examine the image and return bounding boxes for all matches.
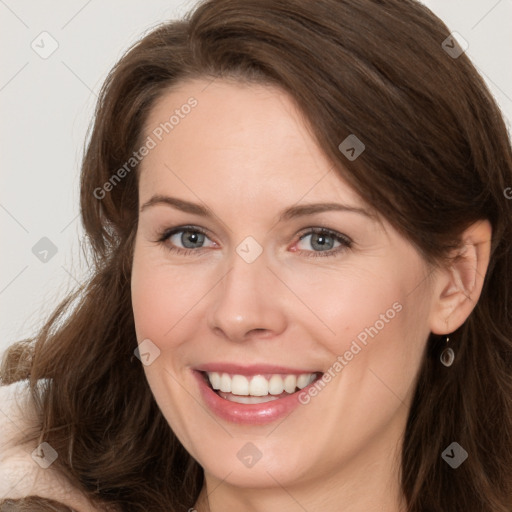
[169,230,208,249]
[297,232,341,252]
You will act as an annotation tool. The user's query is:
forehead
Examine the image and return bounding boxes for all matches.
[138,78,365,209]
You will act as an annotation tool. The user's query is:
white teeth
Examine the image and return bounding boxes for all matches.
[231,374,249,395]
[284,374,297,393]
[206,372,317,397]
[249,375,268,396]
[219,373,231,393]
[209,372,221,390]
[297,374,311,389]
[268,375,284,395]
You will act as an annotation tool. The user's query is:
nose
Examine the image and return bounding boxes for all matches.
[207,248,287,343]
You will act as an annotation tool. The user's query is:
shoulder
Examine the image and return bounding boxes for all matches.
[0,380,38,459]
[0,381,103,512]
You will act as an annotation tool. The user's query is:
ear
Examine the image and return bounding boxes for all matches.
[429,220,492,335]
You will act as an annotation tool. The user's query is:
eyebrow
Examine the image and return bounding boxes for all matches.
[139,195,374,221]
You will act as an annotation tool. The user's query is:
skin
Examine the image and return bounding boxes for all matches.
[130,78,491,512]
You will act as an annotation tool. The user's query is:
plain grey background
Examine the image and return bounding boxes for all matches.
[1,0,511,359]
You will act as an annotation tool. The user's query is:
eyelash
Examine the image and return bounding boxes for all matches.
[156,225,353,258]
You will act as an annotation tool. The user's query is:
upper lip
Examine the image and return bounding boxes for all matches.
[194,363,322,376]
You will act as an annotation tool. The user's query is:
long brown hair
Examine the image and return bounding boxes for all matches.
[2,0,511,510]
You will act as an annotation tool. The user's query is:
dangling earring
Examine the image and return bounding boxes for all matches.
[440,335,455,367]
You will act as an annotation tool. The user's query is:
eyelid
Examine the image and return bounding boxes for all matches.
[157,225,217,257]
[157,224,212,243]
[156,225,353,258]
[292,227,353,257]
[296,226,352,245]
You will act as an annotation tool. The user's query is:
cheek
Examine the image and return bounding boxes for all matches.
[321,275,430,419]
[288,258,430,386]
[130,245,208,439]
[131,246,208,342]
[283,263,406,352]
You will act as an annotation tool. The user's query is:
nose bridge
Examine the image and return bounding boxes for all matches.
[224,251,263,300]
[208,239,286,341]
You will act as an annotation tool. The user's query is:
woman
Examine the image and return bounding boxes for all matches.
[1,0,511,510]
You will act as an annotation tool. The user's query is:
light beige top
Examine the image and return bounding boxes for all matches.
[0,380,102,511]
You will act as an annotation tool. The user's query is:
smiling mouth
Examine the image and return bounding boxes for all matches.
[201,371,323,404]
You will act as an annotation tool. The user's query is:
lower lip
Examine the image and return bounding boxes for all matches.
[194,371,316,425]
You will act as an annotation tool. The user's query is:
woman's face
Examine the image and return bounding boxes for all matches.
[131,79,436,493]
